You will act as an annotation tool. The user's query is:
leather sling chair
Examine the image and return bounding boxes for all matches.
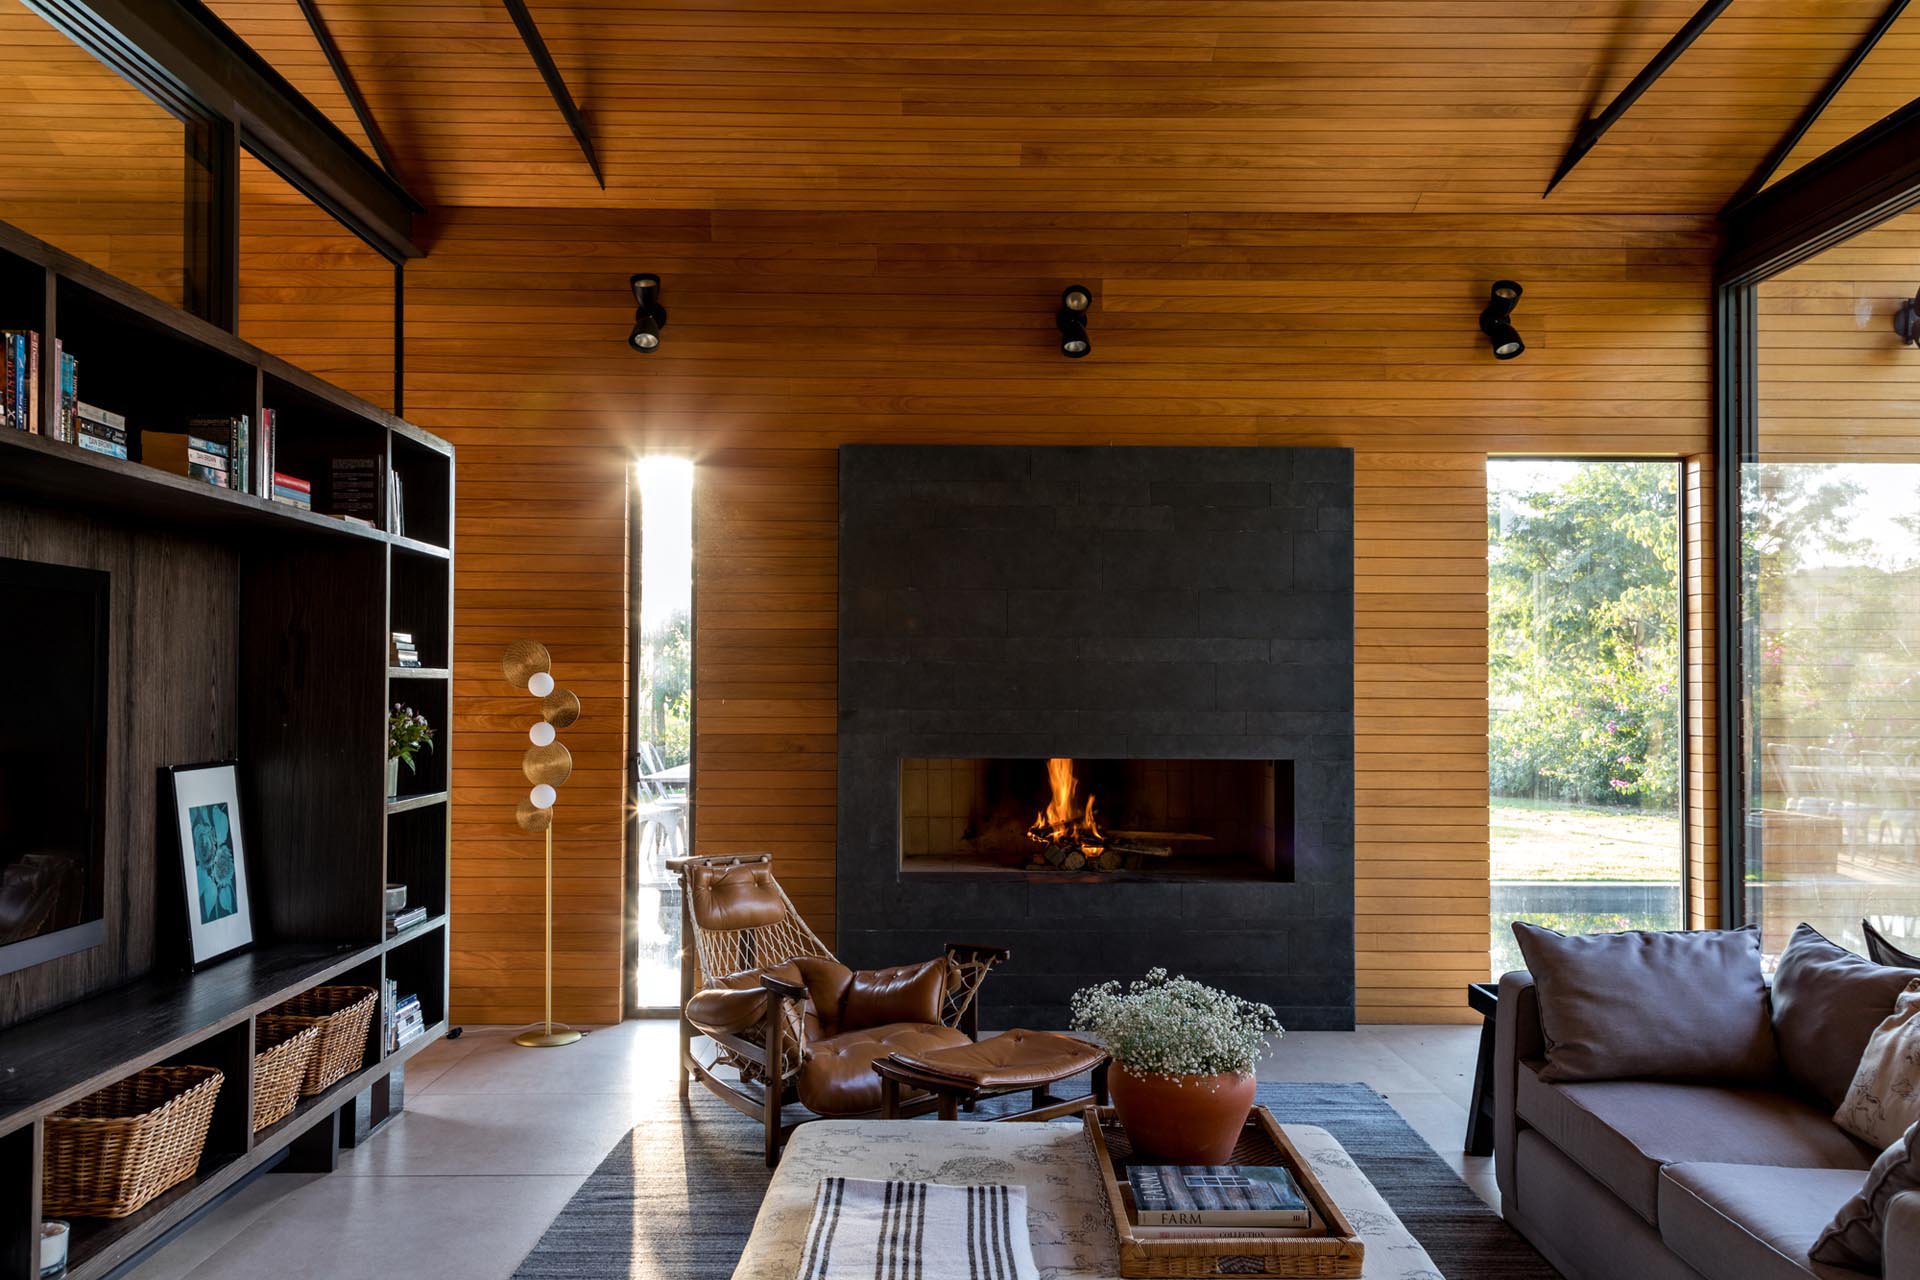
[668,852,1009,1164]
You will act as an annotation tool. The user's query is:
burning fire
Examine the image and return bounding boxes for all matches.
[1028,757,1104,853]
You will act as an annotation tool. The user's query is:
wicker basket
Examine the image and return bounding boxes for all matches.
[43,1066,224,1219]
[251,1020,323,1132]
[259,985,378,1097]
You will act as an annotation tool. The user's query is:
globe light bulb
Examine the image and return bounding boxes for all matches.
[530,783,557,809]
[528,671,555,697]
[529,721,556,747]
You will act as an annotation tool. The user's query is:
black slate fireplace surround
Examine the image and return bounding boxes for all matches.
[837,445,1356,1029]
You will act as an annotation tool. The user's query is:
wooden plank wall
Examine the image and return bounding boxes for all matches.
[400,206,1715,1025]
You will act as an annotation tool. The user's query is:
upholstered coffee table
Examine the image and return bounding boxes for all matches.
[732,1119,1442,1279]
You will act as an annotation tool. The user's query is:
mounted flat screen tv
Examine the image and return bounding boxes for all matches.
[0,557,108,975]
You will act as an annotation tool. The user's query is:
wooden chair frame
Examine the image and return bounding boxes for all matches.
[668,852,1010,1164]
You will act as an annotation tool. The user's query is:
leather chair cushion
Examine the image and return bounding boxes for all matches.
[796,1022,972,1118]
[686,861,788,932]
[684,961,801,1036]
[795,955,948,1037]
[887,1029,1108,1090]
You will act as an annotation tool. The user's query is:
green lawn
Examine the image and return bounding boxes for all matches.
[1492,796,1683,883]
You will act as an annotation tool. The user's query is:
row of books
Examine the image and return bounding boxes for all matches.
[391,632,424,669]
[382,978,429,1053]
[2,329,79,440]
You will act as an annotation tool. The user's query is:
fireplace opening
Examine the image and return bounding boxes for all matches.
[899,757,1292,882]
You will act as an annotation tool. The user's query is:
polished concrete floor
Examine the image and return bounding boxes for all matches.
[127,1020,1492,1280]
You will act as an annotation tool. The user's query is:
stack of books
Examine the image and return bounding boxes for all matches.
[142,430,232,487]
[393,991,427,1049]
[76,403,128,459]
[387,904,429,936]
[1126,1164,1318,1240]
[391,632,423,668]
[2,329,39,432]
[272,470,312,510]
[331,455,381,527]
[188,415,250,492]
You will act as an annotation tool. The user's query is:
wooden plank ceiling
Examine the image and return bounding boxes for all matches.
[202,0,1901,216]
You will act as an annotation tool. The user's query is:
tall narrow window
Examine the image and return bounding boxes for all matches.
[1488,461,1685,975]
[632,457,694,1010]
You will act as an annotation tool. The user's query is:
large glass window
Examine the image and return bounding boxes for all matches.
[1743,210,1920,956]
[239,151,396,410]
[0,2,191,305]
[1489,460,1685,974]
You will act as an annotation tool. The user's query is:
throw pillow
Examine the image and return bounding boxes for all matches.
[1773,923,1917,1109]
[1511,922,1777,1083]
[1865,919,1920,969]
[1812,1118,1920,1270]
[1835,978,1920,1149]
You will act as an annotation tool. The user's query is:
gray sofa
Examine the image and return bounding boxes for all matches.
[1496,970,1920,1280]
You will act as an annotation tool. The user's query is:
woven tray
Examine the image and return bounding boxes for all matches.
[260,985,378,1096]
[44,1065,224,1219]
[252,1020,322,1132]
[1084,1105,1365,1278]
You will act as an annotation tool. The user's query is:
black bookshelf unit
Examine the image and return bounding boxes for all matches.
[0,219,453,1280]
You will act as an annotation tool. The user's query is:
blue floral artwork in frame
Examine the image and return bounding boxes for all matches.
[188,801,238,923]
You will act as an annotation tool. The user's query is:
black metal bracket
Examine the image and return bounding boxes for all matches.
[1544,0,1734,197]
[502,0,605,189]
[295,0,402,182]
[1724,0,1910,211]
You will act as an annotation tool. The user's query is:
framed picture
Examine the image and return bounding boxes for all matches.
[164,762,255,968]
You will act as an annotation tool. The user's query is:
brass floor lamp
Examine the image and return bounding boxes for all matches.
[503,639,583,1048]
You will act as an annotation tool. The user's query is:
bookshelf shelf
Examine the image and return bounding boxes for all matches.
[386,791,449,816]
[0,214,454,1280]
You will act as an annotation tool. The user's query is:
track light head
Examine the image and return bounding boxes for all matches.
[1896,289,1920,346]
[628,272,667,353]
[1479,279,1525,359]
[1057,284,1092,357]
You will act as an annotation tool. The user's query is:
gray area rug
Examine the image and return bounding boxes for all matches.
[512,1081,1557,1279]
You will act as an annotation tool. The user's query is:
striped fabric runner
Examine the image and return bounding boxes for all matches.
[795,1178,1039,1280]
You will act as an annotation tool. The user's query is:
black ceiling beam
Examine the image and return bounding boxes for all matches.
[294,0,401,183]
[26,0,422,260]
[1720,95,1920,285]
[1544,0,1735,197]
[1724,0,1910,211]
[501,0,605,189]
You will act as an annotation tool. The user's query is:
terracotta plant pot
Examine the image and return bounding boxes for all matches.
[1107,1062,1257,1165]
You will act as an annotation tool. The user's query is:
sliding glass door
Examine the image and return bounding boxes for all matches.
[1741,212,1920,955]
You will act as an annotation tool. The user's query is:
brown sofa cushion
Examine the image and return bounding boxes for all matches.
[1516,1068,1874,1224]
[1773,922,1915,1110]
[1512,923,1777,1082]
[1659,1162,1866,1280]
[684,960,802,1035]
[1812,1119,1920,1271]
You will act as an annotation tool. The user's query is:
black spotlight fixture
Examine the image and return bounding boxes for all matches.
[1479,279,1525,360]
[1056,284,1092,358]
[1895,288,1920,345]
[628,273,667,353]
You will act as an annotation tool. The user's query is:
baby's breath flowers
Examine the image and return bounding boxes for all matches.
[1070,968,1282,1080]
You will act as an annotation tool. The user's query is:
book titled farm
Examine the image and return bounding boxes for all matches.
[1126,1165,1313,1228]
